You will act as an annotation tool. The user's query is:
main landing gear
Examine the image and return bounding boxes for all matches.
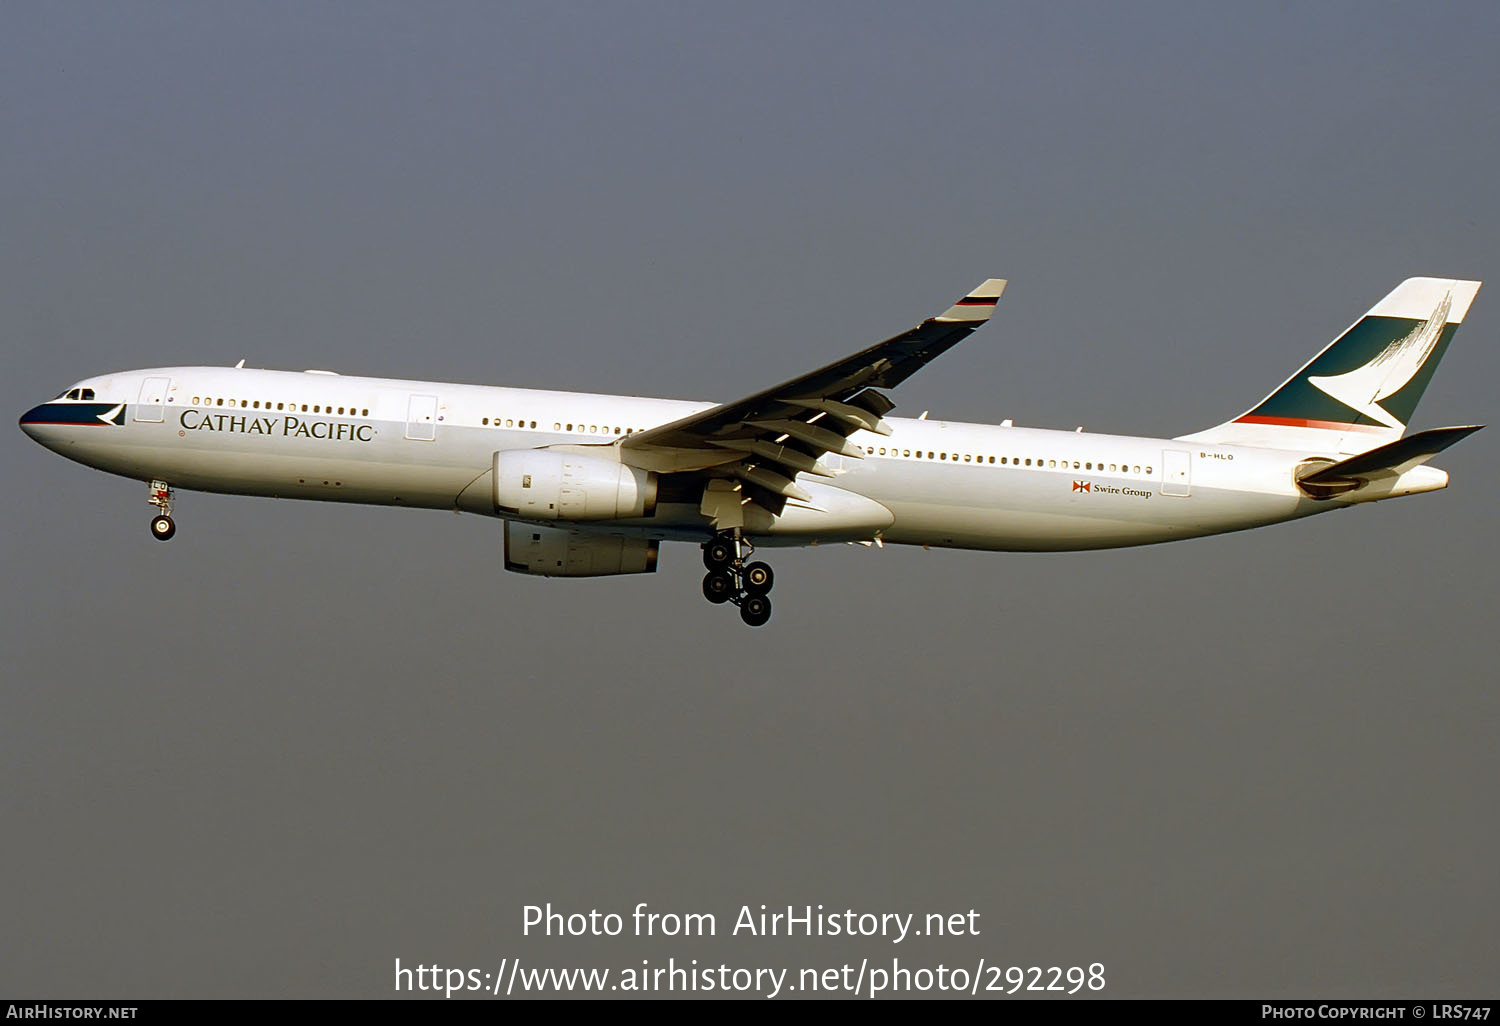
[701,530,775,627]
[147,480,176,541]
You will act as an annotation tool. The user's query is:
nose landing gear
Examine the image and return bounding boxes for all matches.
[700,530,775,626]
[147,480,177,541]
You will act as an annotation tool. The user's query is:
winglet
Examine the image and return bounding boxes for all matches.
[935,278,1007,323]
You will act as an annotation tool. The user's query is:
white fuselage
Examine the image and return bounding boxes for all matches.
[21,365,1417,551]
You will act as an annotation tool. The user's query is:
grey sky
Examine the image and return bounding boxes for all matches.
[3,1,1496,998]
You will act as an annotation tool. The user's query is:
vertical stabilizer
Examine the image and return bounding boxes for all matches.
[1178,278,1480,454]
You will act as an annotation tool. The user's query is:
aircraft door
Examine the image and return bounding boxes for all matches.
[406,394,439,440]
[133,376,171,422]
[1161,449,1191,496]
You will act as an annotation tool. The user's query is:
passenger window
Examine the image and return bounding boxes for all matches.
[192,396,200,404]
[1146,466,1153,474]
[217,399,225,406]
[483,418,489,425]
[1024,458,1031,466]
[902,450,910,457]
[554,423,561,430]
[988,456,995,463]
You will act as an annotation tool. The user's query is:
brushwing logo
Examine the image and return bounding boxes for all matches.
[1072,480,1091,492]
[1306,292,1451,429]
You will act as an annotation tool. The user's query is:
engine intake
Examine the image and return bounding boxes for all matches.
[494,449,657,521]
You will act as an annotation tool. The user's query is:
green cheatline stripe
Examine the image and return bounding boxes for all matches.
[19,402,126,426]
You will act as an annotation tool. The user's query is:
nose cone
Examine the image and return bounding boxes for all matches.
[19,404,50,442]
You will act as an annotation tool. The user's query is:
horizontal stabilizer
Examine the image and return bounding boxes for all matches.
[1298,424,1483,485]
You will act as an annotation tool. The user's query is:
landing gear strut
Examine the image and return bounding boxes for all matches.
[700,530,774,626]
[148,480,176,541]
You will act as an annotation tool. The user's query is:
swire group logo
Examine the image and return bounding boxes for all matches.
[1072,480,1091,492]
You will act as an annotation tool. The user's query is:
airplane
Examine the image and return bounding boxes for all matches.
[18,275,1483,627]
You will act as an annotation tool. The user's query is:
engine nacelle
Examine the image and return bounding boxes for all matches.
[503,522,659,577]
[494,449,657,521]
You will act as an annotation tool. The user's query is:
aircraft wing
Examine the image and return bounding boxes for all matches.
[619,278,1006,514]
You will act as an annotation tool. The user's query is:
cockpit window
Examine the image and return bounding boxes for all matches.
[80,388,95,400]
[65,389,80,400]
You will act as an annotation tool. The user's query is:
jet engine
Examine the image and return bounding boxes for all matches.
[503,522,659,577]
[493,449,657,521]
